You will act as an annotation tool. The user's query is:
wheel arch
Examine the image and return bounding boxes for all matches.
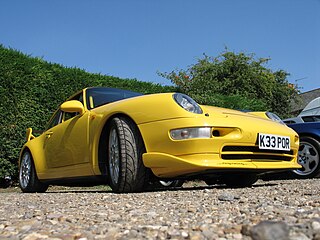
[19,143,46,178]
[298,133,320,144]
[19,146,41,179]
[97,113,147,176]
[19,146,31,167]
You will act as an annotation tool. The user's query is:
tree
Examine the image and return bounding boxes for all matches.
[159,51,299,117]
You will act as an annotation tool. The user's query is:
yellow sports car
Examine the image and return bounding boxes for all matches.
[19,87,301,193]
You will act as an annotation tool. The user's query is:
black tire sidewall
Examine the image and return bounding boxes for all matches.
[106,117,148,193]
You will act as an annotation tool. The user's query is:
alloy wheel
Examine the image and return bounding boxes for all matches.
[293,141,319,176]
[19,152,32,189]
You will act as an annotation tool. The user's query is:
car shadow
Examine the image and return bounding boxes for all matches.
[146,182,278,193]
[44,181,279,194]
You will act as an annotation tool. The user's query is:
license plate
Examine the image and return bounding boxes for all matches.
[258,133,290,151]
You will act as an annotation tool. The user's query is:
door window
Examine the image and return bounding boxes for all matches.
[46,110,62,130]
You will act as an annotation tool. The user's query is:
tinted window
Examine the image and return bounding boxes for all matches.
[86,88,142,110]
[302,115,320,122]
[63,112,78,122]
[302,116,315,122]
[283,120,296,124]
[46,110,62,130]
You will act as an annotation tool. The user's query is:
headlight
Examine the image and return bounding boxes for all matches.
[173,93,202,114]
[266,112,285,124]
[170,127,211,140]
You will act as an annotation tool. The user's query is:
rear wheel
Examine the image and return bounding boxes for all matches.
[159,180,184,188]
[292,136,320,178]
[107,117,149,193]
[221,174,258,188]
[19,151,48,193]
[151,180,184,189]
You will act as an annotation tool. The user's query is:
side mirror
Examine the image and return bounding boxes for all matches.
[60,100,85,115]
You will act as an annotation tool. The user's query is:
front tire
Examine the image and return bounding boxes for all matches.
[19,151,48,193]
[107,117,149,193]
[292,136,320,178]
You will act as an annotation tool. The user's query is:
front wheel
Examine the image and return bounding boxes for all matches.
[19,151,48,193]
[292,136,320,178]
[107,117,149,193]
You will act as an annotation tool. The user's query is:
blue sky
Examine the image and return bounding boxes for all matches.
[1,0,319,92]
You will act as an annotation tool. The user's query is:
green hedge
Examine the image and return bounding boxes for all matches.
[0,45,175,180]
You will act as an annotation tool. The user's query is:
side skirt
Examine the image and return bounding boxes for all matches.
[41,175,107,187]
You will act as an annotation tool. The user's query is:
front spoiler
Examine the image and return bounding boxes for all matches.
[143,152,301,178]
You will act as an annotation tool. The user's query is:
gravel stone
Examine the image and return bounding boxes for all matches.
[0,179,320,239]
[312,221,320,230]
[218,192,239,201]
[250,220,289,240]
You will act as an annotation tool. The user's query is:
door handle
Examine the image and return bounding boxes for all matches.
[46,131,53,139]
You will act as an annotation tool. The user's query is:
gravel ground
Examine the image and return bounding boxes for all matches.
[0,179,320,240]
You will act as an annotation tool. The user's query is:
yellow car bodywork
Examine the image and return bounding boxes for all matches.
[19,87,300,192]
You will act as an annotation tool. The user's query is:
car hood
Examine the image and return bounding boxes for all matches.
[91,93,295,136]
[201,105,295,134]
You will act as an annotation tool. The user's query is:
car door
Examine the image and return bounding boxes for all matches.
[44,113,90,168]
[44,94,90,169]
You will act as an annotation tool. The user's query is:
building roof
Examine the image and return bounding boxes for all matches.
[291,88,320,115]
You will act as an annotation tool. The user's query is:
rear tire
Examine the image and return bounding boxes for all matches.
[107,117,149,193]
[19,151,48,193]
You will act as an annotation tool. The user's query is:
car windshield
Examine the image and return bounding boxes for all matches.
[86,87,142,110]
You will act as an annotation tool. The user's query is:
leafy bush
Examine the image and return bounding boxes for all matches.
[159,51,299,116]
[0,45,175,181]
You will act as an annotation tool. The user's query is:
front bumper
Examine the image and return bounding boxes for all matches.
[139,116,300,178]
